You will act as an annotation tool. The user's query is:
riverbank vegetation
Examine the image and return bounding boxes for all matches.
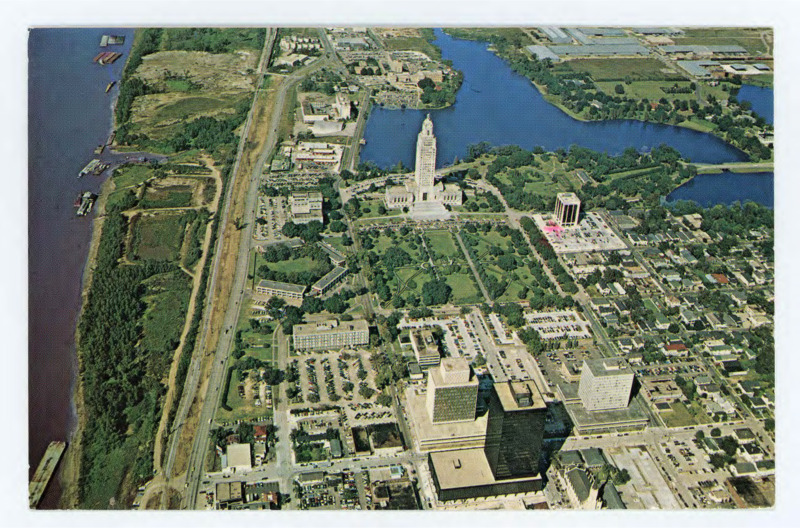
[114,28,264,156]
[76,28,260,508]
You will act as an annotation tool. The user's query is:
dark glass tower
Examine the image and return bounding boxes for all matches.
[484,380,547,480]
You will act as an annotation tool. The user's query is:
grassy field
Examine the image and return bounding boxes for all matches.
[358,198,401,219]
[217,368,274,423]
[266,256,314,274]
[495,165,571,199]
[394,267,433,296]
[140,270,192,371]
[673,28,771,56]
[561,58,686,82]
[131,213,188,262]
[443,27,533,44]
[443,272,482,304]
[153,96,232,121]
[140,185,194,209]
[127,48,259,141]
[425,230,461,260]
[113,164,154,189]
[381,33,441,59]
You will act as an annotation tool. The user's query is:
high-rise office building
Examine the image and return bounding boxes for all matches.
[426,358,479,424]
[555,192,581,227]
[414,114,437,201]
[578,358,635,411]
[384,115,462,209]
[484,380,548,479]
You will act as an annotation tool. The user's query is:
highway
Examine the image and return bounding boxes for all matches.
[181,41,341,510]
[154,28,279,506]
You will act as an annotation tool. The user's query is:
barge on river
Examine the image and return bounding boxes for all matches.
[29,441,66,509]
[75,191,97,216]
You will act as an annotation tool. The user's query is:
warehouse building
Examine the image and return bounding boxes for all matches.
[547,43,650,58]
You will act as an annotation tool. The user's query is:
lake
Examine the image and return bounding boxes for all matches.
[666,171,774,208]
[360,29,751,170]
[737,84,774,125]
[360,29,775,208]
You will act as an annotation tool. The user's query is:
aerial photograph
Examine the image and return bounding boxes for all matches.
[27,22,775,514]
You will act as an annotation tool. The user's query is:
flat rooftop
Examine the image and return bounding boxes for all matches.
[430,448,543,491]
[431,357,477,387]
[293,318,368,336]
[583,358,633,377]
[311,266,347,291]
[494,380,547,412]
[557,192,581,204]
[257,279,307,295]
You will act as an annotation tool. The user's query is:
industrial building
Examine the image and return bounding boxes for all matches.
[484,380,548,480]
[547,44,650,58]
[292,318,369,350]
[660,44,747,56]
[578,358,635,411]
[224,443,253,474]
[555,192,581,227]
[426,358,479,424]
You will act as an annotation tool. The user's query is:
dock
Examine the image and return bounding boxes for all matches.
[100,34,125,46]
[29,441,66,509]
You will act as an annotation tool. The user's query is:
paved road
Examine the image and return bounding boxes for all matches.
[151,30,278,507]
[159,27,278,505]
[454,230,492,303]
[182,41,340,511]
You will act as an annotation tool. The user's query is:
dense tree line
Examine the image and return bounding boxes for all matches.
[163,28,266,53]
[77,211,179,505]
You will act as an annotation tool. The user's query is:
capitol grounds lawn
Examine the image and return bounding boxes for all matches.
[443,272,483,304]
[424,230,461,260]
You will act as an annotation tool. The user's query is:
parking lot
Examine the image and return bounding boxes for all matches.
[291,351,380,408]
[255,196,287,241]
[524,310,593,340]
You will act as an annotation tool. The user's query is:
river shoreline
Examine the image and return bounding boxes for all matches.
[58,174,116,508]
[57,30,137,508]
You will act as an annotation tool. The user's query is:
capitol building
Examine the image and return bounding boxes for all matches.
[384,114,463,213]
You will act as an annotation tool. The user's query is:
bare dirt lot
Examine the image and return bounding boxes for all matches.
[130,50,260,139]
